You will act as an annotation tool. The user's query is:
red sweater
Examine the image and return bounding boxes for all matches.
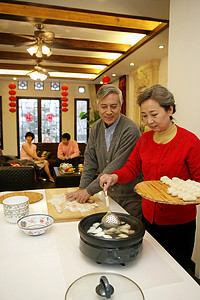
[114,126,200,225]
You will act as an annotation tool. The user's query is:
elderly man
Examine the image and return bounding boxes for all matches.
[66,84,143,219]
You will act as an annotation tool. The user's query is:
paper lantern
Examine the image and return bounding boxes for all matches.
[9,108,16,113]
[61,91,68,96]
[8,83,16,89]
[102,75,111,85]
[8,82,17,113]
[61,102,68,107]
[61,84,69,112]
[61,107,68,112]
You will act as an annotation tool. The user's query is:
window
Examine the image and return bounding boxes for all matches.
[51,82,60,91]
[78,86,85,93]
[34,81,44,90]
[74,99,89,143]
[17,98,61,154]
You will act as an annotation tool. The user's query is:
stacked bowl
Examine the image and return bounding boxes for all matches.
[3,196,29,223]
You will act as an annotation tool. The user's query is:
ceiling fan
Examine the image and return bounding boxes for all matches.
[27,64,50,81]
[15,24,55,58]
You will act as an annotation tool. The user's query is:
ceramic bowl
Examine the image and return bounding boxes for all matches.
[3,196,29,211]
[17,214,54,236]
[3,196,29,223]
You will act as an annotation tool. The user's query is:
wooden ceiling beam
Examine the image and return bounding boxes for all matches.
[0,2,166,33]
[0,63,100,74]
[0,33,131,53]
[0,51,113,65]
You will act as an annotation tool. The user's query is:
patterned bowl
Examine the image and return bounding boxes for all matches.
[17,214,54,236]
[3,196,29,211]
[3,196,29,223]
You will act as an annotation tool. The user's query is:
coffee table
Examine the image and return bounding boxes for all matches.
[53,167,82,187]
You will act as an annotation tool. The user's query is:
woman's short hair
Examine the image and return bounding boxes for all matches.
[62,133,71,140]
[25,132,34,140]
[96,84,123,106]
[137,84,176,119]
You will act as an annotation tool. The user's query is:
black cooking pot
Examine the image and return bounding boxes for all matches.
[78,212,145,265]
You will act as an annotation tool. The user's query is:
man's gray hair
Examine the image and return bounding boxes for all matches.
[96,84,123,106]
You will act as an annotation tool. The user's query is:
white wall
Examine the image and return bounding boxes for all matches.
[0,80,91,155]
[168,0,200,278]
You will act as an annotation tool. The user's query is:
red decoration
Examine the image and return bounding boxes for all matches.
[61,84,68,91]
[8,82,17,113]
[61,84,69,112]
[46,113,55,122]
[61,102,68,107]
[9,102,17,107]
[61,91,68,96]
[61,107,68,112]
[9,108,16,113]
[9,90,16,95]
[24,113,33,122]
[102,75,111,85]
[9,96,17,101]
[8,83,16,89]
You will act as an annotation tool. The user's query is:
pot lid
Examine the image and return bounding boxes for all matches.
[65,272,144,300]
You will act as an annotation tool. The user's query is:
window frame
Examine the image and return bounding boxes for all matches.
[17,97,62,156]
[74,98,89,143]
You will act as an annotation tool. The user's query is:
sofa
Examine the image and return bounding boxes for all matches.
[35,142,86,167]
[0,166,36,192]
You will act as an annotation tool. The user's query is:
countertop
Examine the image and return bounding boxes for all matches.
[0,188,199,300]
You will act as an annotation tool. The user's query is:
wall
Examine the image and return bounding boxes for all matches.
[0,79,91,155]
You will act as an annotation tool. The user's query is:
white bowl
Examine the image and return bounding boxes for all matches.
[3,196,29,223]
[3,196,29,211]
[17,214,54,236]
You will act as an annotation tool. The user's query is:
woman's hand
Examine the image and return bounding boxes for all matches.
[65,189,90,203]
[100,173,118,190]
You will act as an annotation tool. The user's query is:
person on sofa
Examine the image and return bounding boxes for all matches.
[56,133,80,169]
[20,132,55,182]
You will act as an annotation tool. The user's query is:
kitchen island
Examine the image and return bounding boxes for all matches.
[0,188,199,299]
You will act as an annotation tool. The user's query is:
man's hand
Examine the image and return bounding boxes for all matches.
[65,189,91,203]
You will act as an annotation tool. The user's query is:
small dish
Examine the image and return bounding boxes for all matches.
[17,214,54,236]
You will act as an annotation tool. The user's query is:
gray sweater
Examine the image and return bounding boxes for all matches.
[79,114,143,218]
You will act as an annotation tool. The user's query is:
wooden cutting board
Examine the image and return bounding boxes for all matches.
[0,191,43,204]
[135,181,200,205]
[45,188,107,222]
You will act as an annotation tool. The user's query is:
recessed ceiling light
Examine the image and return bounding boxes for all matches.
[100,81,103,84]
[13,77,17,80]
[112,73,116,77]
[158,45,164,49]
[130,62,134,66]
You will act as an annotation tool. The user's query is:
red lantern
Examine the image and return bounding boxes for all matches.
[46,113,55,122]
[24,113,33,122]
[9,107,16,112]
[8,82,17,113]
[9,102,17,107]
[61,107,68,112]
[61,84,68,91]
[9,96,17,101]
[61,102,68,107]
[8,83,16,89]
[61,91,68,96]
[61,84,69,113]
[102,75,111,85]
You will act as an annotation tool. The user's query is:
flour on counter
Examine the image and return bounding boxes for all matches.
[48,193,98,213]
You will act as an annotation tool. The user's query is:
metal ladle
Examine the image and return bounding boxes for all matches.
[101,188,121,228]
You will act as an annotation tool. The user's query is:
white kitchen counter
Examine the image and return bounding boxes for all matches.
[0,189,199,300]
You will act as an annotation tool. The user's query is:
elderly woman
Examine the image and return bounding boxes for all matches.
[20,132,55,182]
[100,84,200,271]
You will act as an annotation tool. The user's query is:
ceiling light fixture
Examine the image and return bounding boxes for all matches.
[27,65,49,81]
[27,42,52,58]
[112,73,117,77]
[130,62,135,66]
[158,45,164,49]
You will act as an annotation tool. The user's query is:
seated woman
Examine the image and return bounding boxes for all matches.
[56,133,80,169]
[20,132,55,182]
